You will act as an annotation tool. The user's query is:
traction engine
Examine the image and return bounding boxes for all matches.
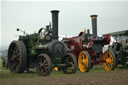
[109,36,128,68]
[7,10,77,76]
[62,15,116,72]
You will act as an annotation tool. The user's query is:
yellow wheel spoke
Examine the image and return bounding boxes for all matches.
[103,51,115,71]
[78,51,90,72]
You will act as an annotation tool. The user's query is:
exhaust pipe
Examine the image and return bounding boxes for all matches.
[51,10,59,40]
[90,15,98,37]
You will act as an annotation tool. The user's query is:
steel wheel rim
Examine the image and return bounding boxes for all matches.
[103,51,114,71]
[8,43,20,72]
[37,55,49,73]
[64,56,75,73]
[78,52,88,72]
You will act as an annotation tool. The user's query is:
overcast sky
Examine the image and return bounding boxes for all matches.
[1,1,128,49]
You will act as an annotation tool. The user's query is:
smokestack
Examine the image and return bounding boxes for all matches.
[51,10,59,39]
[90,15,98,37]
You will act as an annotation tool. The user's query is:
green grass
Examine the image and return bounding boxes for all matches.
[0,58,128,80]
[0,59,70,79]
[0,59,41,79]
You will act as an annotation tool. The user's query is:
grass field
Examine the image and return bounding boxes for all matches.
[0,59,108,79]
[0,59,128,85]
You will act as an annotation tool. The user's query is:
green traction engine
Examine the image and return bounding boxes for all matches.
[108,30,128,68]
[7,10,77,76]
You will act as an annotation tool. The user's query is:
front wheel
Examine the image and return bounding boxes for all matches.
[102,50,116,71]
[36,54,52,76]
[123,49,128,68]
[62,53,77,74]
[78,51,91,72]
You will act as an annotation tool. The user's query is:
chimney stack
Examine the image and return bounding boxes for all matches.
[51,10,59,39]
[90,15,98,37]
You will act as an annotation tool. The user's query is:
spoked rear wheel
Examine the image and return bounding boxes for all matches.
[102,50,116,71]
[78,51,91,72]
[62,53,77,74]
[8,41,27,73]
[36,54,52,76]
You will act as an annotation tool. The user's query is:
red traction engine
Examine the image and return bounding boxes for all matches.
[62,15,116,72]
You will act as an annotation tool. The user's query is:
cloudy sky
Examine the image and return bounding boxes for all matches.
[1,1,128,49]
